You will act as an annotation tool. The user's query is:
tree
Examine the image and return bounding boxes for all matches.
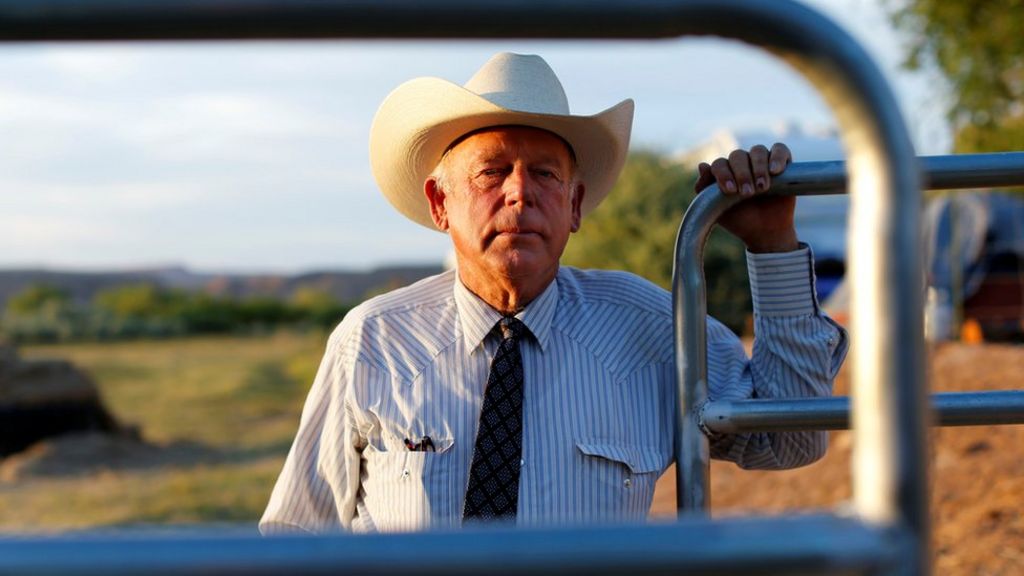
[891,0,1024,152]
[93,284,181,319]
[562,151,752,334]
[6,284,70,314]
[91,284,187,338]
[2,284,80,342]
[290,287,351,329]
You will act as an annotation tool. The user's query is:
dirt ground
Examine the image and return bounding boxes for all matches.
[4,340,1019,573]
[650,342,1024,576]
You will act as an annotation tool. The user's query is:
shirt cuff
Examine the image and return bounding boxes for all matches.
[746,243,819,317]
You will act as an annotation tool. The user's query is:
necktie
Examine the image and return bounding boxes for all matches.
[463,316,526,523]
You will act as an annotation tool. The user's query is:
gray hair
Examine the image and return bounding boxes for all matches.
[429,153,454,193]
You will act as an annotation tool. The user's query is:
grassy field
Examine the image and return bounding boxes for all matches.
[1,331,327,533]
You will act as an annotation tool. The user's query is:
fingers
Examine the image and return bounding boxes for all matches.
[768,142,792,174]
[695,162,715,193]
[710,157,737,194]
[701,143,793,197]
[749,145,770,191]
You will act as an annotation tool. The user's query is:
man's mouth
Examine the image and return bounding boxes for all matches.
[495,229,540,238]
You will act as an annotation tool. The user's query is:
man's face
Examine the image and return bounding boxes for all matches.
[425,126,584,285]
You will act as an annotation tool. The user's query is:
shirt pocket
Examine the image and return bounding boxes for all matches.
[574,440,663,522]
[361,436,456,531]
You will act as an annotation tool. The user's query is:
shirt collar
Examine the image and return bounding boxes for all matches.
[454,272,559,354]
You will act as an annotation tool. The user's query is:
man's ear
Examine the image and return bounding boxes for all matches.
[569,182,585,232]
[425,178,449,231]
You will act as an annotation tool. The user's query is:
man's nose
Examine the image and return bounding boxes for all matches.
[503,166,535,205]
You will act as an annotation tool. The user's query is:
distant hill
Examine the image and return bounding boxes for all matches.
[0,264,444,307]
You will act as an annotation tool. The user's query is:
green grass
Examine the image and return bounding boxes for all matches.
[2,331,328,533]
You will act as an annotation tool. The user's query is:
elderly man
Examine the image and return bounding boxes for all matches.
[261,52,847,534]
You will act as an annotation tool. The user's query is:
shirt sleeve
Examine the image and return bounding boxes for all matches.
[704,244,849,469]
[259,331,363,534]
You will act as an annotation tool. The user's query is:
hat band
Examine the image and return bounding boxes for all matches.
[439,124,579,167]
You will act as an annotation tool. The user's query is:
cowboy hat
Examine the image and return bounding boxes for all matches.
[369,52,634,230]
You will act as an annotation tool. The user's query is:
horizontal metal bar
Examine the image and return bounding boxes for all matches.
[763,151,1024,197]
[920,152,1024,190]
[701,391,1024,433]
[0,0,798,42]
[0,516,901,576]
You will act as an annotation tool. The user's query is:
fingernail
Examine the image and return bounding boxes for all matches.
[725,180,737,193]
[742,183,754,196]
[770,161,781,172]
[756,177,767,191]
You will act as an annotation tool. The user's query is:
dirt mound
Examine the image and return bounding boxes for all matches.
[0,344,119,457]
[0,431,216,482]
[652,342,1024,575]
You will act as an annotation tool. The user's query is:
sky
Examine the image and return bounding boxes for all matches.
[0,0,951,274]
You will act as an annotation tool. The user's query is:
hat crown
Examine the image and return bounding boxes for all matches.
[369,51,633,231]
[463,52,570,115]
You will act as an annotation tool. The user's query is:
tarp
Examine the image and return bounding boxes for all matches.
[824,191,1024,340]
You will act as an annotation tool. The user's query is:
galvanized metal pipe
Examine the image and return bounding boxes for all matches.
[676,149,1024,567]
[2,0,930,574]
[0,0,931,539]
[701,391,1024,433]
[674,150,1024,552]
[735,152,1024,197]
[670,8,928,559]
[669,11,927,553]
[2,0,796,41]
[677,151,1024,498]
[0,516,900,576]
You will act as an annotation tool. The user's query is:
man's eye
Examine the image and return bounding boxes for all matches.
[479,168,505,179]
[534,169,558,180]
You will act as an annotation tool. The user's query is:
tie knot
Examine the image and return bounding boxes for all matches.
[498,317,526,342]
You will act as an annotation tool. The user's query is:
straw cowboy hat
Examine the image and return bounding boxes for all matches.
[369,52,635,230]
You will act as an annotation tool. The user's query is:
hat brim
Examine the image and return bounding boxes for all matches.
[370,76,634,230]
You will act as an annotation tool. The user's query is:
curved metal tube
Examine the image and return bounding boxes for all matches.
[677,151,1024,481]
[1,0,929,574]
[665,13,926,571]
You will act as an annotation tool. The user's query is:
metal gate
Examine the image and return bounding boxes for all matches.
[1,1,1020,574]
[675,151,1024,519]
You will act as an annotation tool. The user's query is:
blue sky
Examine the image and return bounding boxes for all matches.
[0,0,950,273]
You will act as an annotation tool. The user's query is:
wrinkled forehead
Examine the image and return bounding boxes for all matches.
[441,125,578,167]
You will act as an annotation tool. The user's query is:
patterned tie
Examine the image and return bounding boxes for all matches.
[463,316,526,523]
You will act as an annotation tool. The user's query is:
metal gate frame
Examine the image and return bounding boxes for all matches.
[675,151,1024,511]
[0,0,951,574]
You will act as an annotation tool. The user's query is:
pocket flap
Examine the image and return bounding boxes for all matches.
[575,441,662,474]
[426,437,454,453]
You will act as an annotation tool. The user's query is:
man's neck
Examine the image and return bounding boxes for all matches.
[456,265,557,316]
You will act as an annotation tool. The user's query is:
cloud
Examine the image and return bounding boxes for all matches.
[39,47,147,83]
[0,23,949,271]
[0,88,93,126]
[120,91,358,166]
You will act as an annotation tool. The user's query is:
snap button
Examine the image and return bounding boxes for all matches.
[401,468,410,479]
[623,477,632,489]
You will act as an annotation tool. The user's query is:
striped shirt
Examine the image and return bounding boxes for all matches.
[260,247,847,534]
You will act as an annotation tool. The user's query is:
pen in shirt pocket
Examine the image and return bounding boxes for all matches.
[403,436,435,452]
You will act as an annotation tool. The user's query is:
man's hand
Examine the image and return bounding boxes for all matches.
[694,143,799,254]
